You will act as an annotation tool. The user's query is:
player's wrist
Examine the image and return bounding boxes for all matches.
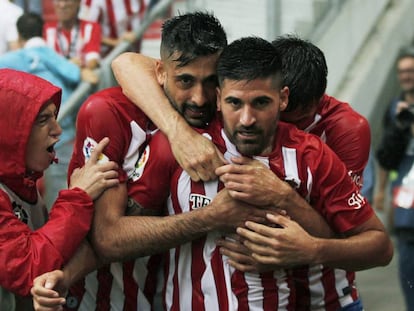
[165,112,192,141]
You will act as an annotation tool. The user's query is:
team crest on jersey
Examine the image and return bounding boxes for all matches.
[13,201,28,224]
[189,194,211,210]
[130,144,150,181]
[83,137,109,163]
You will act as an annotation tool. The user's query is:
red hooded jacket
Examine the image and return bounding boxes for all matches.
[0,69,94,296]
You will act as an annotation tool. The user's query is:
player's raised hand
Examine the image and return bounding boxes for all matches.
[69,137,119,200]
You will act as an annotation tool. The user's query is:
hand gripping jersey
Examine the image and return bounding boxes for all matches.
[295,94,371,310]
[66,87,159,311]
[132,115,374,311]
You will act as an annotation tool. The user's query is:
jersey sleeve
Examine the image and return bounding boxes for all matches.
[68,95,128,183]
[0,188,93,296]
[308,138,374,233]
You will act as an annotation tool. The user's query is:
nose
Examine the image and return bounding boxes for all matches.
[51,118,63,138]
[239,105,256,127]
[190,83,208,107]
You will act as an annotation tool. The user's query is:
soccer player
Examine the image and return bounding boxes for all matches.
[218,35,373,310]
[112,34,379,311]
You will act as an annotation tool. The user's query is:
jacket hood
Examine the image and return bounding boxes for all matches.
[0,69,61,202]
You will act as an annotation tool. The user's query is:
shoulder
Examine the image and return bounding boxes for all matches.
[321,95,370,139]
[80,87,125,113]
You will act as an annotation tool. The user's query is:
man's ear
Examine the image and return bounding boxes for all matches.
[155,60,165,85]
[279,86,289,112]
[216,87,222,112]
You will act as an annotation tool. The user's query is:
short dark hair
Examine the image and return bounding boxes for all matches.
[17,13,44,40]
[217,36,282,87]
[160,11,227,66]
[272,35,327,112]
[397,46,414,62]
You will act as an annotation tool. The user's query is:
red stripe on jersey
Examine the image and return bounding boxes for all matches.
[321,267,341,311]
[262,272,279,310]
[211,248,229,310]
[171,245,181,311]
[139,0,147,16]
[143,255,163,305]
[85,0,92,6]
[191,237,206,311]
[348,271,359,301]
[190,176,207,310]
[292,268,311,311]
[105,0,118,38]
[96,265,113,311]
[231,271,249,311]
[123,0,133,31]
[123,261,138,310]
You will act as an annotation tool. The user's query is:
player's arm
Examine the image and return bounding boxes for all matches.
[90,134,272,262]
[222,208,393,272]
[111,52,224,181]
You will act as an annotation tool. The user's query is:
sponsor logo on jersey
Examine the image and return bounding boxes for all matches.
[348,170,363,188]
[347,192,365,209]
[130,144,150,181]
[83,137,109,164]
[189,194,211,210]
[13,201,28,224]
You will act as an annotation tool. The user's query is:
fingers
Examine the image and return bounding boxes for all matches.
[31,272,66,311]
[265,213,291,228]
[88,137,110,163]
[186,168,201,182]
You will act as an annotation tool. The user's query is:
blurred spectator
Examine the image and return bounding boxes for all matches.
[44,0,101,69]
[0,12,98,208]
[361,149,376,204]
[375,45,414,311]
[0,0,23,55]
[79,0,150,56]
[13,0,42,15]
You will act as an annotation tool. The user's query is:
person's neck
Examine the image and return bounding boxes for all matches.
[60,18,77,30]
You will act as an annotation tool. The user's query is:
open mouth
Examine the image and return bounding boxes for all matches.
[47,143,58,163]
[46,143,55,153]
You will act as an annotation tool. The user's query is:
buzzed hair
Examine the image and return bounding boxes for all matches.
[217,36,283,88]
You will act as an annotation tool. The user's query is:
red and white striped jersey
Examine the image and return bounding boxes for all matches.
[79,0,149,40]
[43,19,101,66]
[132,115,374,310]
[293,94,371,311]
[65,87,159,311]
